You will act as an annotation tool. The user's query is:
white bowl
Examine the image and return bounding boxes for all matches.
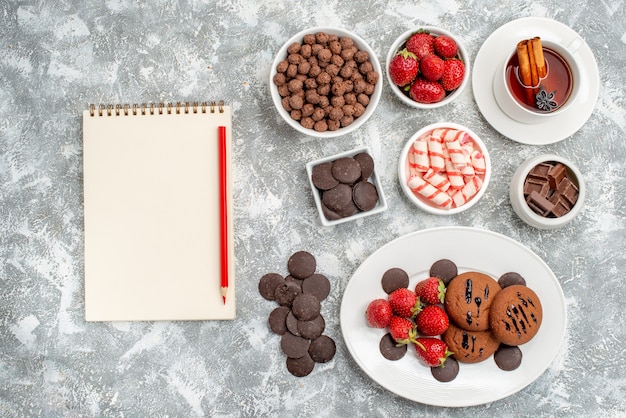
[306,146,388,226]
[398,122,491,215]
[386,27,470,109]
[270,27,383,138]
[509,154,585,229]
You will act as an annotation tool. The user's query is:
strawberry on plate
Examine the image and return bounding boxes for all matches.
[366,298,392,328]
[414,276,445,305]
[388,287,421,318]
[414,337,453,367]
[420,54,444,82]
[440,59,465,91]
[434,35,458,59]
[388,48,419,87]
[389,316,417,345]
[408,78,445,104]
[415,305,449,336]
[406,30,434,60]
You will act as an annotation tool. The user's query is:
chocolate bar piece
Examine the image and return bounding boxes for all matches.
[549,193,572,217]
[523,177,550,197]
[526,190,555,216]
[548,163,567,189]
[527,163,552,180]
[557,177,579,206]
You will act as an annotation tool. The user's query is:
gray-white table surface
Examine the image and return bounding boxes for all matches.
[1,1,625,416]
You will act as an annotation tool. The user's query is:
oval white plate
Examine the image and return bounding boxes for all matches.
[340,226,566,407]
[472,17,599,145]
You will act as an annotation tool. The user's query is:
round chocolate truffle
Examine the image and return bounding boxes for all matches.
[381,268,410,294]
[287,251,317,279]
[494,344,523,371]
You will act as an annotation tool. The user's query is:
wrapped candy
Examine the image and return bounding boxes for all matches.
[471,150,486,175]
[427,135,445,172]
[444,139,467,169]
[409,139,429,174]
[423,168,451,192]
[408,175,453,208]
[452,176,483,207]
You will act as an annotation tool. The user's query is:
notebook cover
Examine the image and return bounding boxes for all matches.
[82,103,235,321]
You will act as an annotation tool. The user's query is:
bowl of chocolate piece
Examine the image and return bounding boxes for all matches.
[270,27,382,138]
[509,154,585,229]
[307,146,387,226]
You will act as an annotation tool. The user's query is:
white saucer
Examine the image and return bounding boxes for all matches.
[472,17,599,145]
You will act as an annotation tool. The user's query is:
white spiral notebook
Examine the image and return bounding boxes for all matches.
[82,101,235,321]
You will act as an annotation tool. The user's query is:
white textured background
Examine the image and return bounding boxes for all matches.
[1,0,625,416]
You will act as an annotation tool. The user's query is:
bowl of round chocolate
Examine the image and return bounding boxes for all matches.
[307,146,387,226]
[270,27,382,138]
[386,27,470,109]
[398,122,491,215]
[509,154,585,229]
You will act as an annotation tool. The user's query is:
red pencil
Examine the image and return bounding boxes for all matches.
[218,125,228,304]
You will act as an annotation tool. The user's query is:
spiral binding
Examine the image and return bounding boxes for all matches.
[89,100,225,117]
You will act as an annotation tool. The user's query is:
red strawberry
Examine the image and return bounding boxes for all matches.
[414,337,453,367]
[440,59,465,91]
[406,30,435,60]
[408,78,445,104]
[389,316,417,345]
[388,48,419,87]
[388,288,420,318]
[366,298,392,328]
[415,305,449,336]
[419,54,444,81]
[414,277,445,305]
[434,35,458,59]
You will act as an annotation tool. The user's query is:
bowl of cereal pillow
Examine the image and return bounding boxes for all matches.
[270,27,383,138]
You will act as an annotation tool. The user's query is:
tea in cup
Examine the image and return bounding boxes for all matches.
[493,37,582,124]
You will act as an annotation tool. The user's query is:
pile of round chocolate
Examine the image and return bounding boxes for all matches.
[258,251,336,377]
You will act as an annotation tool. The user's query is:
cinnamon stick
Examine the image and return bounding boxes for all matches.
[531,37,547,78]
[516,41,534,106]
[526,39,540,98]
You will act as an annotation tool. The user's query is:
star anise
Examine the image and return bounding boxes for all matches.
[535,88,558,111]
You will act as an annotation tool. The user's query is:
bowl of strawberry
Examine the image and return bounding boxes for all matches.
[386,27,470,108]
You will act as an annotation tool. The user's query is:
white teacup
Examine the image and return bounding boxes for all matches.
[493,38,583,124]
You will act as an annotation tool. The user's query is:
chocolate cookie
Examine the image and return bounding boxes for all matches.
[268,306,290,335]
[287,251,316,280]
[489,285,543,346]
[286,310,300,336]
[331,157,362,184]
[379,332,407,361]
[311,162,339,190]
[286,353,316,377]
[352,181,378,211]
[494,344,523,371]
[322,183,353,212]
[442,321,500,364]
[498,272,526,288]
[431,357,459,382]
[444,271,501,331]
[302,273,331,301]
[291,293,321,321]
[259,273,285,301]
[274,282,301,307]
[353,152,374,180]
[429,259,458,285]
[308,335,336,363]
[297,315,325,340]
[381,268,409,294]
[281,332,311,359]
